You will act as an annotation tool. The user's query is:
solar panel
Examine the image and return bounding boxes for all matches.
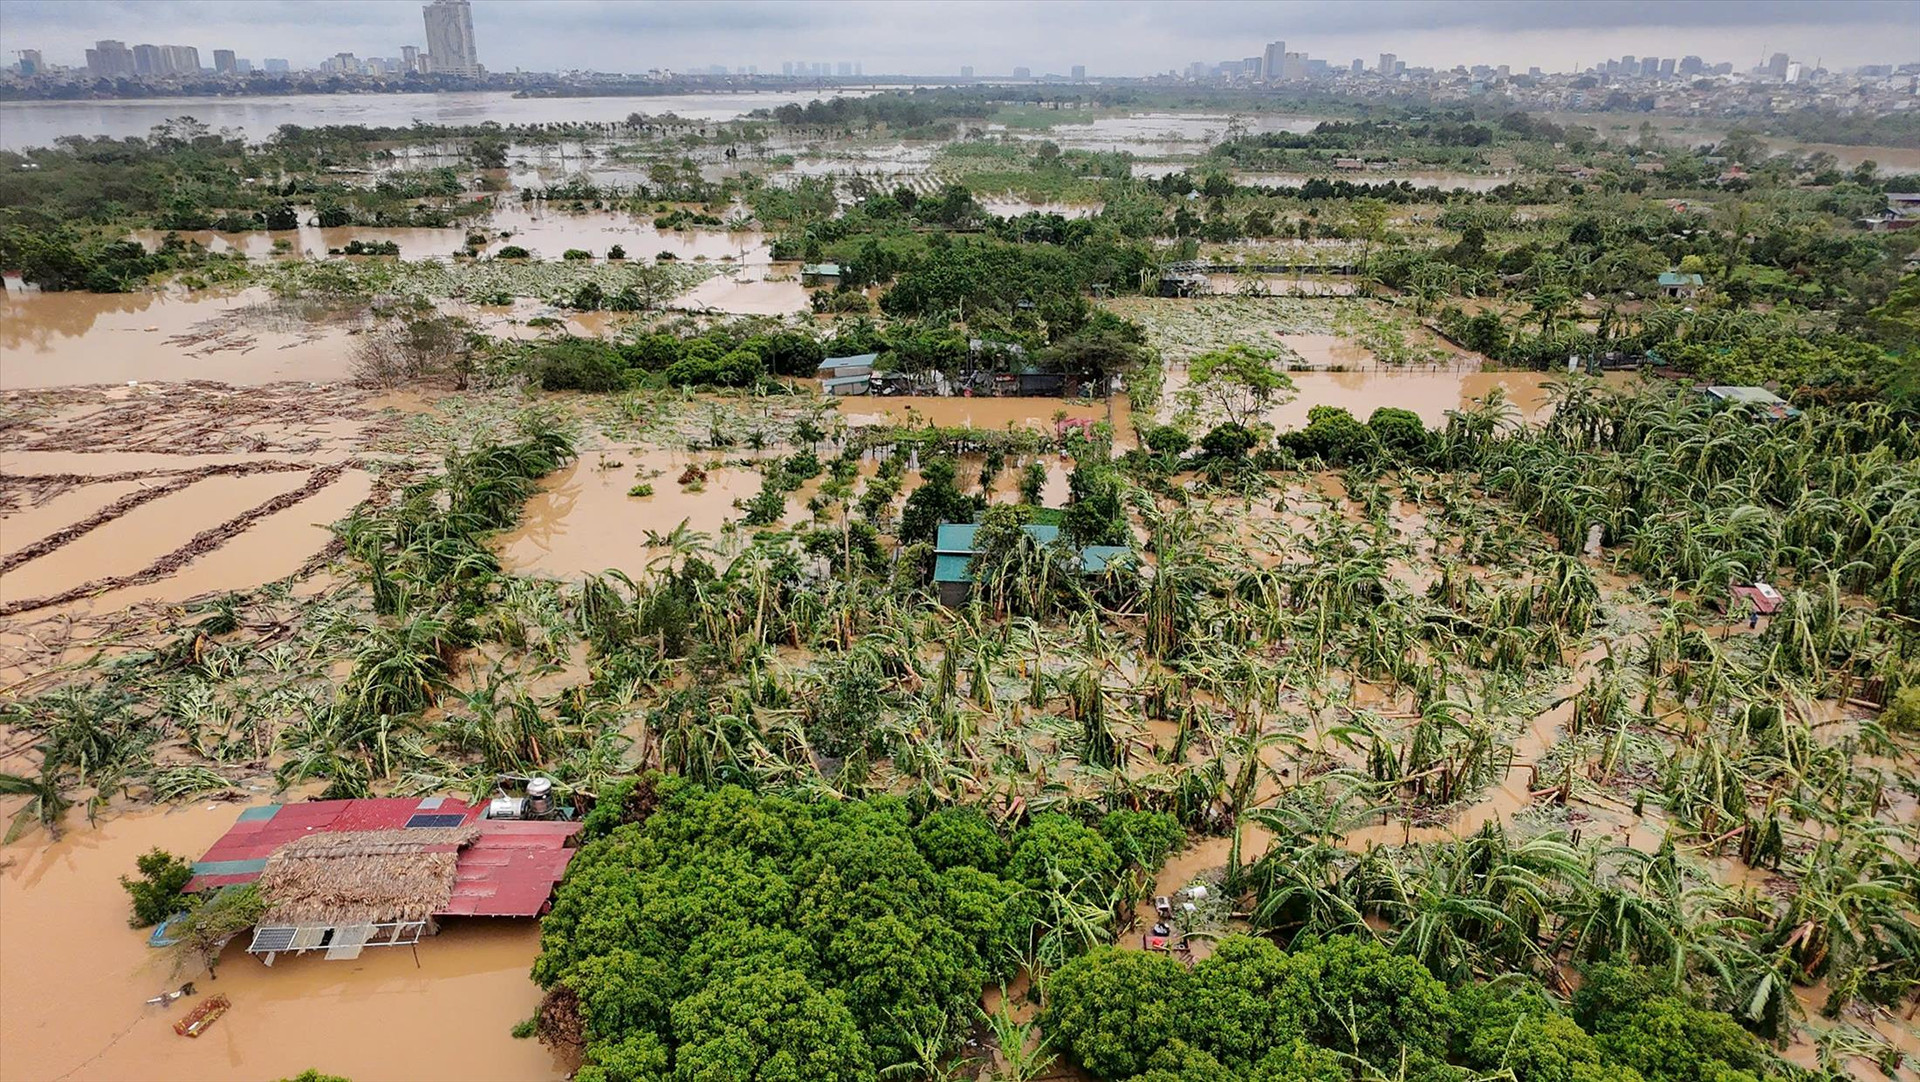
[405,813,466,829]
[249,926,297,952]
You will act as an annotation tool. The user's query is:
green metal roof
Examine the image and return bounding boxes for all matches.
[1080,546,1131,573]
[1657,271,1703,287]
[934,522,1062,554]
[801,262,842,276]
[933,554,974,583]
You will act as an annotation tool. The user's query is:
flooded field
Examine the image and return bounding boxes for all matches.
[0,288,365,389]
[0,804,564,1082]
[999,110,1325,155]
[129,203,773,266]
[837,394,1132,437]
[497,451,764,581]
[0,88,905,150]
[1236,170,1518,192]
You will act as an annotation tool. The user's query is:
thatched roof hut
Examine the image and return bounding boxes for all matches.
[256,826,479,927]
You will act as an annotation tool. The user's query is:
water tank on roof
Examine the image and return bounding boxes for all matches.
[526,776,554,818]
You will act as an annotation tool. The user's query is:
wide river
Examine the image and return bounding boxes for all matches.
[0,87,892,150]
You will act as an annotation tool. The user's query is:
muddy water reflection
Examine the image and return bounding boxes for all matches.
[497,452,763,581]
[0,803,563,1082]
[0,288,362,389]
[130,204,772,265]
[839,395,1134,445]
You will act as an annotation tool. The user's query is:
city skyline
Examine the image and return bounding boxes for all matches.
[3,0,1916,77]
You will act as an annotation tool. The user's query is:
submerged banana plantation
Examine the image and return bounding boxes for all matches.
[2,377,1916,1078]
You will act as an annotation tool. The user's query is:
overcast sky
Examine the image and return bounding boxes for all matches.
[4,0,1917,75]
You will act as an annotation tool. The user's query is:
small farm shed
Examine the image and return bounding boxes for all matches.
[1658,271,1704,298]
[1702,385,1800,420]
[800,263,842,286]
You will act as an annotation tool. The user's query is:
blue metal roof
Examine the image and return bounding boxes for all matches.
[1080,546,1131,573]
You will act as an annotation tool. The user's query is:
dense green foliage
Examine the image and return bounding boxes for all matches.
[1045,938,1791,1082]
[534,782,1178,1080]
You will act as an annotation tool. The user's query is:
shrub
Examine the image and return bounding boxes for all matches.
[1367,406,1431,458]
[563,248,593,261]
[1199,421,1258,460]
[533,338,628,392]
[496,245,532,259]
[119,848,193,927]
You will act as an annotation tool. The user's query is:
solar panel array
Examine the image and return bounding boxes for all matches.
[404,812,468,829]
[249,926,297,952]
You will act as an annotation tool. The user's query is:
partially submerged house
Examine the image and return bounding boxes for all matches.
[800,263,842,287]
[1702,385,1800,421]
[932,521,1130,606]
[185,796,580,963]
[816,353,877,379]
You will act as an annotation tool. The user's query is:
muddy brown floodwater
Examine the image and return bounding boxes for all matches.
[0,288,362,389]
[838,395,1137,447]
[0,803,565,1082]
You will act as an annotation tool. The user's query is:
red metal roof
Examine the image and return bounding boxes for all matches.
[184,798,579,918]
[185,797,485,892]
[442,820,583,917]
[1730,583,1783,615]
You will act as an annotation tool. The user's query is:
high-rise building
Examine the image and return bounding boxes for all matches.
[1766,52,1790,79]
[1678,55,1703,76]
[401,45,420,73]
[1377,52,1396,75]
[1784,61,1803,83]
[16,49,42,76]
[166,45,200,73]
[960,65,974,77]
[836,61,852,76]
[1071,64,1085,80]
[132,43,165,75]
[1263,41,1285,81]
[1012,65,1032,79]
[264,58,290,73]
[1351,58,1364,74]
[213,49,237,74]
[422,0,479,76]
[1639,56,1659,77]
[85,40,134,77]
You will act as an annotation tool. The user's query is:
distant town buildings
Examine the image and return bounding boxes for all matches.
[83,39,133,77]
[1071,64,1086,81]
[421,0,480,76]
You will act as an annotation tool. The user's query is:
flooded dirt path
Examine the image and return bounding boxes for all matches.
[0,803,564,1082]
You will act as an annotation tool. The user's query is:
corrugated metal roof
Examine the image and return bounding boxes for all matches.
[442,821,583,917]
[1081,546,1131,573]
[933,553,973,583]
[186,798,485,892]
[934,522,1061,554]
